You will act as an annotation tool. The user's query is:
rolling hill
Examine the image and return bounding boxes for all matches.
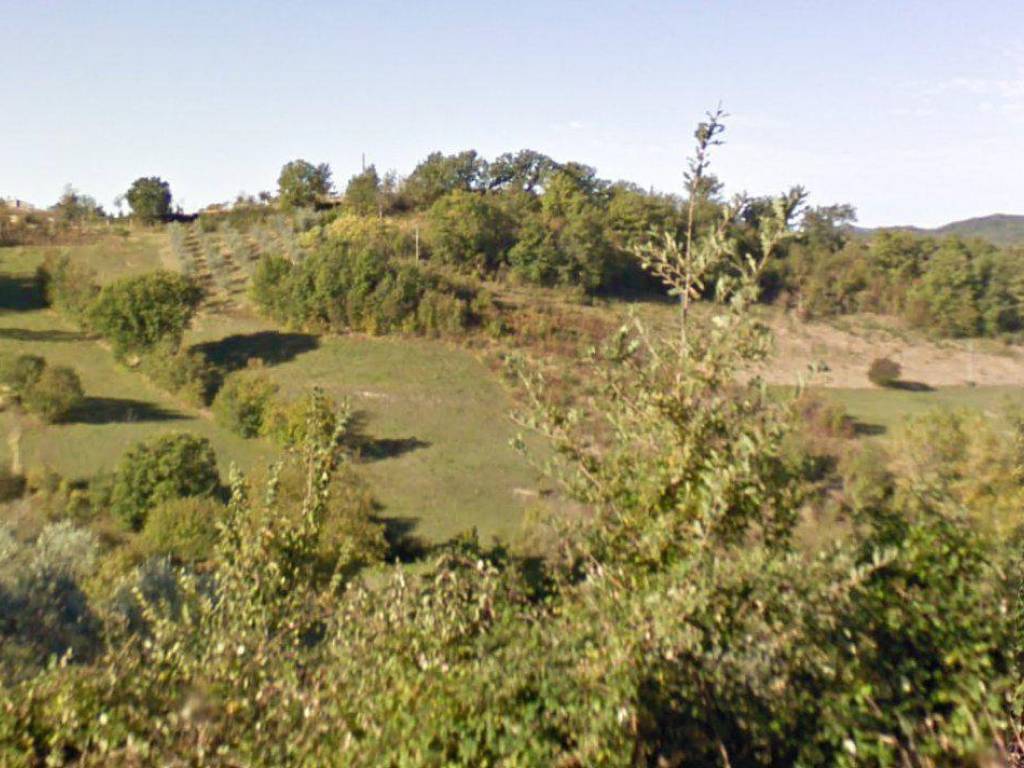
[858,213,1024,247]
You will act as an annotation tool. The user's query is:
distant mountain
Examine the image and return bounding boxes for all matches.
[856,214,1024,248]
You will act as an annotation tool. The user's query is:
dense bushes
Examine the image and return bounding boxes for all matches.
[1,119,1020,766]
[0,353,84,422]
[779,222,1024,338]
[251,242,480,335]
[88,270,203,357]
[212,371,279,437]
[109,433,220,529]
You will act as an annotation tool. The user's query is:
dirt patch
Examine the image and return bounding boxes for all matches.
[759,312,1024,388]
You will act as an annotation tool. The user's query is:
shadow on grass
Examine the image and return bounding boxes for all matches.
[190,331,319,372]
[358,436,431,462]
[67,397,188,425]
[377,515,430,562]
[889,380,934,392]
[0,274,46,312]
[852,420,887,437]
[0,327,86,343]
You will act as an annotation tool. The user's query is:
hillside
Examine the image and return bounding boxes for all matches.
[859,212,1024,247]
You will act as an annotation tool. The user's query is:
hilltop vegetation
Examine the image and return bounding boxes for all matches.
[859,213,1024,248]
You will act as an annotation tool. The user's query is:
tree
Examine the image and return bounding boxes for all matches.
[344,165,382,215]
[867,356,901,387]
[110,433,220,529]
[88,271,202,357]
[0,354,45,397]
[426,189,516,272]
[486,149,559,192]
[402,150,487,209]
[277,159,333,209]
[212,372,279,438]
[124,177,172,223]
[51,185,104,224]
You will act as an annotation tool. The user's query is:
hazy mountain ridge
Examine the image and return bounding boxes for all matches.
[857,213,1024,247]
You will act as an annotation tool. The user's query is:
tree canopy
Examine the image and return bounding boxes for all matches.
[124,176,172,222]
[277,159,333,209]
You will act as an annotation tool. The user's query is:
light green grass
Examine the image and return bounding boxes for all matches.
[0,239,273,481]
[0,305,273,480]
[3,230,167,284]
[821,385,1024,436]
[0,233,542,545]
[184,315,543,544]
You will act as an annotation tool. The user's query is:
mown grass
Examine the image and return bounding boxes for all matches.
[185,314,543,544]
[821,385,1024,436]
[2,229,166,284]
[1,232,543,546]
[0,237,273,481]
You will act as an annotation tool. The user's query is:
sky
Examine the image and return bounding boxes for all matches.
[1,0,1022,227]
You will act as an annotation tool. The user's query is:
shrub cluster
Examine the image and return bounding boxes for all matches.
[250,241,481,336]
[109,432,220,530]
[87,271,203,358]
[213,373,349,450]
[0,353,84,423]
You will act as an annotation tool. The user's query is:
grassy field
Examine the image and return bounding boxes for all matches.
[822,385,1024,436]
[1,230,166,284]
[0,236,542,545]
[185,314,543,544]
[5,230,1023,547]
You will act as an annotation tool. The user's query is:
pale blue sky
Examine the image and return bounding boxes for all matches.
[2,1,1022,226]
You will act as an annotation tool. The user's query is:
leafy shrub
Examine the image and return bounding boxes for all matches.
[250,242,477,336]
[867,356,901,387]
[88,271,203,357]
[260,389,346,449]
[212,371,278,438]
[110,433,220,530]
[139,344,221,406]
[37,253,99,320]
[0,521,100,675]
[0,353,45,396]
[426,189,515,272]
[21,365,84,423]
[139,496,224,563]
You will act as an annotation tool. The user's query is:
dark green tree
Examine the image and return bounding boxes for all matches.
[402,150,486,209]
[110,433,220,529]
[277,159,333,209]
[344,165,382,215]
[124,177,172,223]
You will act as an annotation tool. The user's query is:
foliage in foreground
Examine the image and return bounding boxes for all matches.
[0,117,1020,766]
